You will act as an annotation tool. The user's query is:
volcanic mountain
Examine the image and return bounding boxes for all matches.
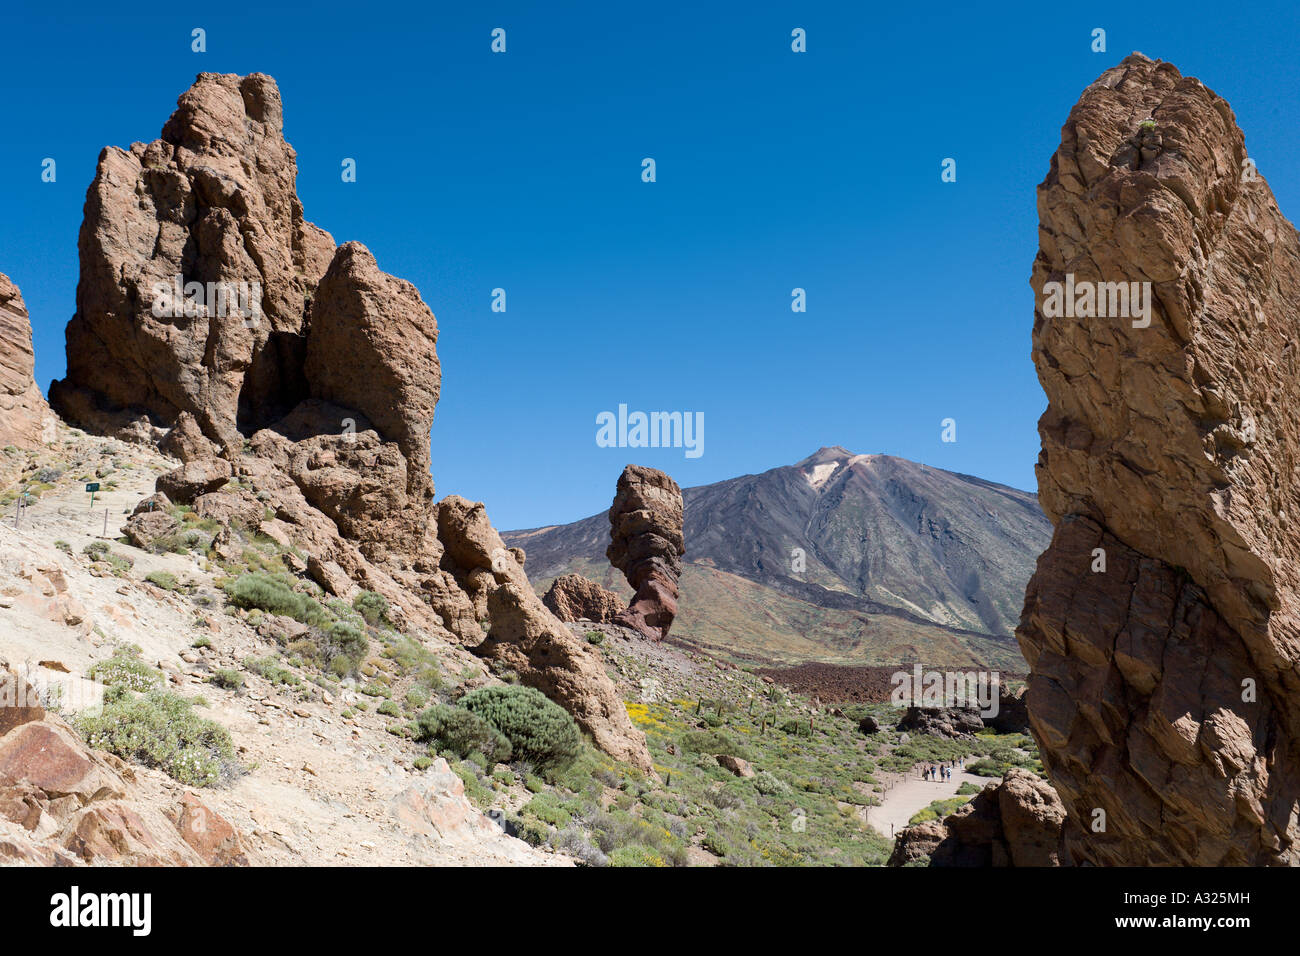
[504,448,1051,670]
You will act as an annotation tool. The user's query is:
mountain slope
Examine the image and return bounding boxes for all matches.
[504,448,1051,669]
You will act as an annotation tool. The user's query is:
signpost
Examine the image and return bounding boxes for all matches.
[85,482,100,510]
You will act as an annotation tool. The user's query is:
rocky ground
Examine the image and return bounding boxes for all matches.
[0,427,563,865]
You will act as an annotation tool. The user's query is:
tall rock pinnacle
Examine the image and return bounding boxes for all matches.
[1020,54,1300,865]
[607,465,685,640]
[49,72,335,452]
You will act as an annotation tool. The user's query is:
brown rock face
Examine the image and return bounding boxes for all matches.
[0,274,56,449]
[888,770,1069,867]
[542,573,627,624]
[49,72,334,450]
[305,242,440,477]
[606,465,685,640]
[1021,54,1300,864]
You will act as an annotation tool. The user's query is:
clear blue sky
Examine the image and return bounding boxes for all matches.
[4,0,1299,529]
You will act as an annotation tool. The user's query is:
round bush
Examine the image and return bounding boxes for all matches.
[459,685,583,771]
[414,704,512,763]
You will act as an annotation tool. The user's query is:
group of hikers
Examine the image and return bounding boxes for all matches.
[922,760,961,782]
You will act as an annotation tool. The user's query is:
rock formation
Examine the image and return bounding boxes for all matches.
[606,465,684,640]
[438,497,651,771]
[982,685,1030,735]
[1020,54,1300,865]
[45,72,651,772]
[895,705,984,739]
[50,72,334,451]
[888,769,1069,867]
[542,573,627,624]
[0,274,55,449]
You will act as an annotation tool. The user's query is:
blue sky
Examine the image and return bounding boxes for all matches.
[4,0,1300,529]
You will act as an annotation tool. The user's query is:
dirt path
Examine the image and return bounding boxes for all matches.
[867,766,990,839]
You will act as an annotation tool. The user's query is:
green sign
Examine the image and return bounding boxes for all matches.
[85,482,100,493]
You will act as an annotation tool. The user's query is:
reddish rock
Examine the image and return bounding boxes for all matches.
[123,509,181,550]
[542,573,627,624]
[159,411,218,463]
[0,273,56,449]
[0,671,45,739]
[1021,54,1300,864]
[171,792,249,866]
[606,465,685,640]
[896,705,984,739]
[716,754,755,778]
[0,722,126,805]
[304,242,440,480]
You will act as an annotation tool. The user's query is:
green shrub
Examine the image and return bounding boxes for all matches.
[222,572,327,627]
[753,770,793,796]
[72,688,238,786]
[523,792,573,828]
[212,668,244,690]
[608,845,667,867]
[321,621,368,673]
[352,590,389,626]
[192,635,213,649]
[377,700,400,717]
[414,704,512,763]
[145,570,179,591]
[88,649,161,692]
[54,540,71,553]
[243,656,299,686]
[585,631,604,645]
[459,685,583,772]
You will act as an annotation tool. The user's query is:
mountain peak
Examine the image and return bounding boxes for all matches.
[797,446,855,466]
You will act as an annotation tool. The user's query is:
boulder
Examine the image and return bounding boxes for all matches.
[982,685,1030,735]
[123,509,181,550]
[606,465,685,640]
[542,573,627,624]
[716,754,755,778]
[1020,54,1300,865]
[895,705,984,738]
[159,411,218,463]
[0,670,45,738]
[156,458,232,502]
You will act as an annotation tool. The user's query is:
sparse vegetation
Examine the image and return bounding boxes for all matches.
[222,571,328,627]
[145,570,179,591]
[72,687,239,787]
[352,590,389,626]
